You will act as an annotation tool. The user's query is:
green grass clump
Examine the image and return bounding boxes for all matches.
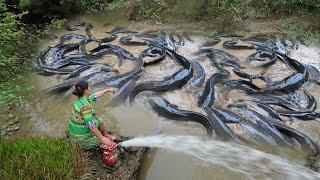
[0,79,28,112]
[0,138,83,179]
[249,0,320,17]
[136,0,169,21]
[193,0,243,32]
[279,19,320,45]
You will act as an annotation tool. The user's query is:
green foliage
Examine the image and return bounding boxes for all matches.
[42,19,67,37]
[0,2,66,115]
[249,0,320,18]
[119,0,320,42]
[0,9,23,77]
[0,2,41,82]
[19,0,108,17]
[194,0,241,32]
[125,0,241,31]
[0,77,31,112]
[0,0,100,117]
[137,0,169,21]
[0,1,6,11]
[0,138,82,179]
[0,2,35,115]
[46,19,67,30]
[107,0,128,10]
[67,0,109,13]
[20,0,70,17]
[279,19,320,45]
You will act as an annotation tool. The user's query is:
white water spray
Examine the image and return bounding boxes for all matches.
[120,135,320,180]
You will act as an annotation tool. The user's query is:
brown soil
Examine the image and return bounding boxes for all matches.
[82,135,147,180]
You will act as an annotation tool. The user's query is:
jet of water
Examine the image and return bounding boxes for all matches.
[120,135,320,180]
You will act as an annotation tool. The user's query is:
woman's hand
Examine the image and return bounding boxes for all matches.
[106,88,117,94]
[94,88,117,98]
[100,136,113,145]
[113,67,121,74]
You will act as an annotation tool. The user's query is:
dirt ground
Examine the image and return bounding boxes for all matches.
[81,136,147,180]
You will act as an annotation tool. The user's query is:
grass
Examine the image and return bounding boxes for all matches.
[0,138,85,179]
[278,19,320,45]
[0,79,27,114]
[111,0,320,44]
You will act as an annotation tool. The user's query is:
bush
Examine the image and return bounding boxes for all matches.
[0,138,83,179]
[0,2,41,81]
[19,0,109,17]
[0,3,24,80]
[0,2,67,115]
[0,2,36,114]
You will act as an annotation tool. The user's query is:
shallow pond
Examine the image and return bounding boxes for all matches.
[16,11,320,180]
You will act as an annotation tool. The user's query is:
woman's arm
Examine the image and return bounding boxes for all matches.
[91,127,111,145]
[81,106,112,144]
[94,88,117,98]
[111,67,121,73]
[102,66,121,73]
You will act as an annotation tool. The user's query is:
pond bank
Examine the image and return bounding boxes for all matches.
[109,0,320,45]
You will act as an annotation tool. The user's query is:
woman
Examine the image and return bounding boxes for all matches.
[67,80,117,149]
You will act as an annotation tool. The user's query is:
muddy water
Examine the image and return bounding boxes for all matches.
[121,135,320,179]
[17,12,320,179]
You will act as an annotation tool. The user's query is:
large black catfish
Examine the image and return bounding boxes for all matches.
[198,71,229,108]
[188,60,205,87]
[107,72,142,107]
[149,97,215,137]
[204,107,240,142]
[128,52,193,103]
[273,123,319,155]
[264,55,308,93]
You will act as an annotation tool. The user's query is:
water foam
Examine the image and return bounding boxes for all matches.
[120,135,320,180]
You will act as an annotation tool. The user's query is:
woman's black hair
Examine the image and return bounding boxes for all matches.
[72,81,89,97]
